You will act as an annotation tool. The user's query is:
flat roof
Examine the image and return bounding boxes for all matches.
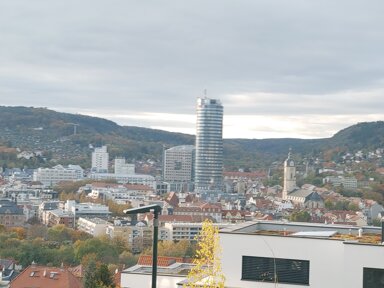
[220,220,383,245]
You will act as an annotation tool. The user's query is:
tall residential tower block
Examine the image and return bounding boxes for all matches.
[194,97,223,191]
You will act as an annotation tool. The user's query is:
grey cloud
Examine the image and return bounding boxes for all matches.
[0,0,384,137]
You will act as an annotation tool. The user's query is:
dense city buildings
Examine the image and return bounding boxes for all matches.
[2,107,384,288]
[194,97,224,192]
[163,145,195,192]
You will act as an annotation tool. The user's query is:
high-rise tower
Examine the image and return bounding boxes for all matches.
[194,97,223,191]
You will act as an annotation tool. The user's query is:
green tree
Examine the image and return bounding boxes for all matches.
[47,225,72,242]
[118,251,138,268]
[347,202,359,211]
[96,264,115,288]
[143,240,195,258]
[84,260,115,288]
[184,220,225,288]
[372,218,382,227]
[290,211,311,222]
[324,199,334,210]
[83,259,98,288]
[74,237,119,264]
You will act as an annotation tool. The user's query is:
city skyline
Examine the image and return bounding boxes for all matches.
[1,1,384,139]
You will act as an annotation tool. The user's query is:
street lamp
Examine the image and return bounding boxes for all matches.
[124,204,162,288]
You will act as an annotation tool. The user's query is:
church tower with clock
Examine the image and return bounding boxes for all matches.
[282,150,297,200]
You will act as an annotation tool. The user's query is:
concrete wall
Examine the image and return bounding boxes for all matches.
[120,272,185,288]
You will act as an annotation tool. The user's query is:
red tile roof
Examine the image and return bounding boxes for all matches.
[91,182,120,188]
[124,184,153,191]
[10,265,83,288]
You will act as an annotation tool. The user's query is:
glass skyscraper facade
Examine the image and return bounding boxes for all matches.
[194,97,223,191]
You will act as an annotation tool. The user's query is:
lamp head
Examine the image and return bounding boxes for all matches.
[123,204,161,215]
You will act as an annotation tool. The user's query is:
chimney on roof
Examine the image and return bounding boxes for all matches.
[43,269,47,277]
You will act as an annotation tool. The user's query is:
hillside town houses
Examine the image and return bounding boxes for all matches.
[0,143,384,287]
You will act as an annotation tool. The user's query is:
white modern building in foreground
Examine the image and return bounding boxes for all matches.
[120,220,384,288]
[220,221,384,288]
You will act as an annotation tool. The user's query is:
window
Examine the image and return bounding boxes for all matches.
[242,256,310,285]
[363,267,384,288]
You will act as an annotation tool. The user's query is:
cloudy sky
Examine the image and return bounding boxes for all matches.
[1,1,384,139]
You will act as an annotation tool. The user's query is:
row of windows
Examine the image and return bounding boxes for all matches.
[242,256,384,287]
[242,256,310,285]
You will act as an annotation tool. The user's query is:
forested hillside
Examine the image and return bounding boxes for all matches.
[0,106,383,169]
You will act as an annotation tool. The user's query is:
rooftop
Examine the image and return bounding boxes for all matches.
[9,265,82,288]
[220,220,383,245]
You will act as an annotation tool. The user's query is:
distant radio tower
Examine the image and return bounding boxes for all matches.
[66,123,79,135]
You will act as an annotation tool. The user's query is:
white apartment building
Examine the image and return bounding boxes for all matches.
[114,158,135,175]
[64,200,111,219]
[220,221,384,288]
[164,222,233,241]
[163,145,195,183]
[77,217,110,237]
[106,223,165,253]
[92,146,109,173]
[33,165,84,187]
[89,185,153,203]
[324,176,358,189]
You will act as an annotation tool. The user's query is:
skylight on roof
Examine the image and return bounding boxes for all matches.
[291,231,338,237]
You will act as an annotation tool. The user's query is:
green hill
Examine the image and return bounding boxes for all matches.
[0,106,382,169]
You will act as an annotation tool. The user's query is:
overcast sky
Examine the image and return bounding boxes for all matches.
[1,1,384,139]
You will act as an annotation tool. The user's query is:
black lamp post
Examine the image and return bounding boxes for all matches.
[124,204,162,288]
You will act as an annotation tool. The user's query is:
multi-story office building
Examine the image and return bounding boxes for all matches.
[64,200,111,219]
[91,146,109,173]
[163,145,195,192]
[114,158,135,175]
[194,98,223,192]
[33,165,84,187]
[164,222,231,241]
[106,223,158,253]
